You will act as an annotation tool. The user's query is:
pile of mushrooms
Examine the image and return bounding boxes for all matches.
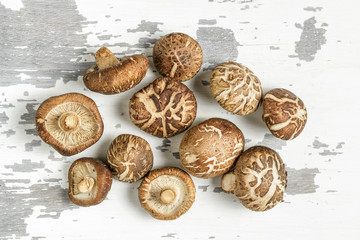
[35,31,307,219]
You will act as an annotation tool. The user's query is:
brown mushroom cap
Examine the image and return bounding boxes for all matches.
[129,77,197,138]
[83,46,149,94]
[262,88,307,140]
[153,32,203,82]
[107,134,153,183]
[180,118,245,178]
[35,93,103,156]
[225,146,287,211]
[68,158,112,207]
[138,167,196,220]
[210,62,263,115]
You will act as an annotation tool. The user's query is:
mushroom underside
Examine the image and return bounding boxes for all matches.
[71,162,98,201]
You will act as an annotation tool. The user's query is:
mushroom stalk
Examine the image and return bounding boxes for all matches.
[58,112,80,132]
[95,46,120,70]
[221,171,236,194]
[160,189,175,204]
[77,176,95,193]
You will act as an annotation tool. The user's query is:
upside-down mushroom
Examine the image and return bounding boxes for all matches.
[68,158,112,207]
[138,167,196,220]
[35,93,103,156]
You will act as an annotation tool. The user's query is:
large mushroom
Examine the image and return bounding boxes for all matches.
[138,167,196,220]
[180,118,245,178]
[68,158,112,207]
[107,134,153,183]
[129,77,197,138]
[153,33,203,82]
[221,146,287,211]
[83,46,149,94]
[35,93,103,156]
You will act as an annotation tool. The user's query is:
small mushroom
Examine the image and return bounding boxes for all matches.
[262,88,307,140]
[129,77,197,138]
[35,93,103,156]
[83,46,149,94]
[153,32,203,81]
[68,158,112,207]
[221,146,287,211]
[210,62,262,115]
[138,167,196,220]
[107,134,153,183]
[180,118,245,178]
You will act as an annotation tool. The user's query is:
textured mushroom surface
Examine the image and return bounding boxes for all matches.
[138,167,196,220]
[107,134,153,183]
[231,146,287,211]
[35,93,104,156]
[210,62,262,115]
[262,88,307,140]
[68,158,112,207]
[180,118,245,178]
[153,32,203,81]
[129,77,197,138]
[83,46,149,94]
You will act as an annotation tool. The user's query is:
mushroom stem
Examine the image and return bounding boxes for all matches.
[77,176,95,193]
[95,46,120,70]
[221,171,236,194]
[160,189,176,204]
[169,63,178,78]
[58,112,80,132]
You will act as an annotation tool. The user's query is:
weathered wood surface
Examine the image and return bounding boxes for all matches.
[1,0,359,239]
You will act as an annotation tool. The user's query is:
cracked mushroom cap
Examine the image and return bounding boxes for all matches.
[138,167,196,220]
[153,32,203,81]
[262,88,307,140]
[68,158,112,207]
[222,146,287,211]
[129,77,197,138]
[210,62,263,115]
[107,134,153,183]
[35,93,103,156]
[180,118,245,178]
[83,46,149,94]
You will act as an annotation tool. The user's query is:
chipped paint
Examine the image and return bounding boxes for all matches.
[0,112,9,126]
[25,140,41,152]
[257,133,286,150]
[127,20,163,34]
[196,27,239,69]
[286,167,319,195]
[198,19,217,25]
[303,6,322,12]
[0,0,89,88]
[201,80,210,86]
[1,129,15,137]
[198,185,210,192]
[115,123,121,129]
[172,152,180,159]
[213,187,224,193]
[161,233,177,238]
[4,159,45,172]
[289,17,327,61]
[156,139,171,152]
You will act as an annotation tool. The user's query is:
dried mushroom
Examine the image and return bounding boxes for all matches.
[262,88,307,140]
[83,46,149,94]
[180,118,245,178]
[138,167,196,220]
[68,158,112,207]
[129,77,197,138]
[221,146,287,211]
[210,62,262,115]
[153,32,203,82]
[107,134,153,183]
[35,93,103,156]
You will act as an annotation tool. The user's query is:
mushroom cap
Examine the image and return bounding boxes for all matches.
[129,77,197,138]
[138,167,196,220]
[210,62,262,115]
[68,158,112,207]
[153,32,203,82]
[233,146,287,211]
[107,134,153,183]
[83,47,149,94]
[180,118,245,178]
[35,93,104,156]
[262,88,307,140]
